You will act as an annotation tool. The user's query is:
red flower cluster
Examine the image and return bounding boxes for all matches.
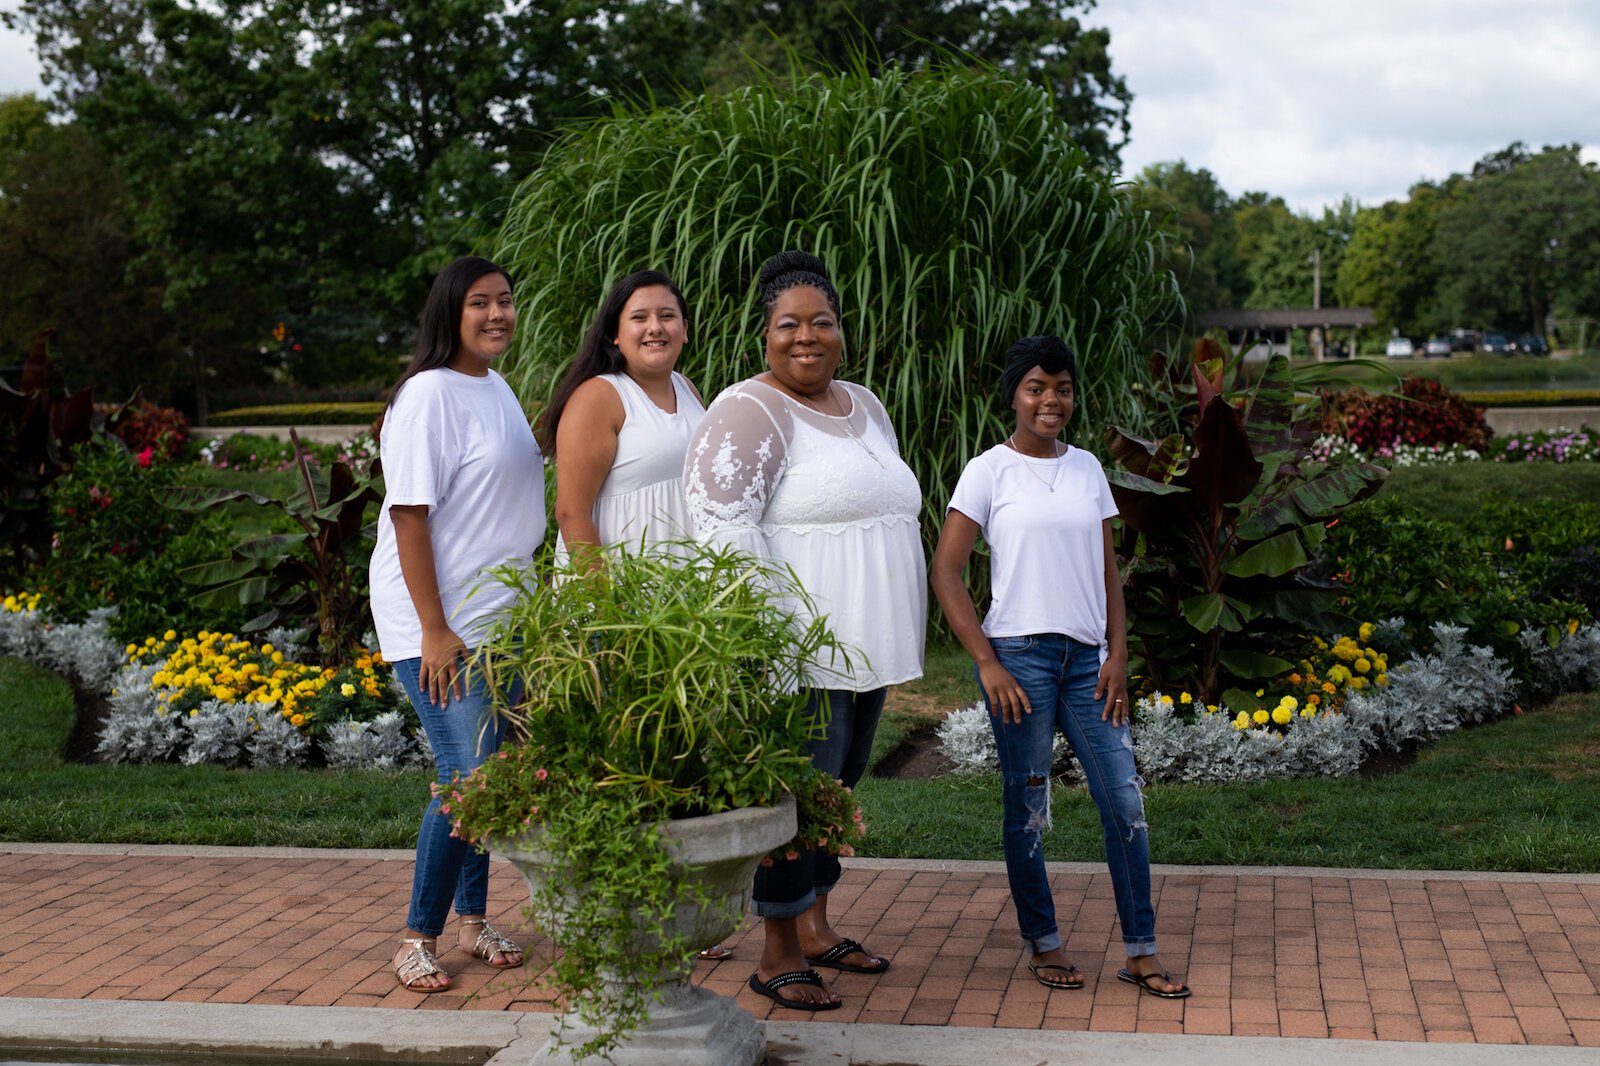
[1321,378,1491,452]
[99,400,190,463]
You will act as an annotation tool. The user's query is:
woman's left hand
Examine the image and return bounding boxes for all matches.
[1095,659,1130,726]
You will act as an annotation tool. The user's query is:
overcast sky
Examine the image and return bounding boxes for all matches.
[3,0,1597,215]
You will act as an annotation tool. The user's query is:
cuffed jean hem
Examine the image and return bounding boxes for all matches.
[1025,930,1063,954]
[1125,938,1158,957]
[753,889,818,920]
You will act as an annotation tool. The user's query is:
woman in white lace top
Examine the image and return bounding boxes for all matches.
[541,269,705,568]
[684,250,926,1010]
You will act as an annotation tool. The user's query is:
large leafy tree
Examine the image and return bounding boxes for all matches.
[1432,143,1600,334]
[0,93,178,395]
[1334,184,1448,337]
[1244,198,1357,310]
[694,0,1132,163]
[1132,161,1251,318]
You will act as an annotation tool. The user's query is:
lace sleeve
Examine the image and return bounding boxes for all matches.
[852,383,902,457]
[683,386,790,561]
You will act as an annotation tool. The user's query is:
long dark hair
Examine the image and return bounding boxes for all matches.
[538,269,688,456]
[388,256,514,409]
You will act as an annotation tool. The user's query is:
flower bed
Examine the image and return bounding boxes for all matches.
[0,597,422,770]
[936,620,1600,783]
[1312,428,1600,466]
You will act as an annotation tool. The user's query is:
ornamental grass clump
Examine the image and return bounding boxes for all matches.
[446,543,864,1057]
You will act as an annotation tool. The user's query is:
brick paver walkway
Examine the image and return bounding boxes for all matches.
[2,847,1597,1047]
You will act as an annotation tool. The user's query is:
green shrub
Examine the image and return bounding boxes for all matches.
[1319,496,1587,675]
[205,403,384,427]
[494,65,1179,548]
[35,446,245,640]
[1459,388,1600,408]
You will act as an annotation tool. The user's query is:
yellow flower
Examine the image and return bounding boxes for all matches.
[290,713,306,727]
[1300,707,1316,717]
[1252,709,1269,725]
[1179,692,1193,705]
[1355,658,1370,674]
[1377,673,1389,686]
[1351,676,1368,690]
[1278,695,1298,712]
[1568,618,1580,636]
[1159,694,1174,706]
[340,682,356,697]
[163,629,177,641]
[1358,622,1375,641]
[272,652,285,665]
[1233,712,1251,730]
[261,643,274,654]
[1272,705,1292,725]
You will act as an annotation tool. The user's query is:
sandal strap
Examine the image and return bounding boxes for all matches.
[395,939,445,986]
[463,918,518,959]
[810,938,868,966]
[765,968,825,990]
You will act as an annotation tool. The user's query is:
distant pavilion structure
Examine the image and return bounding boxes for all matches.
[1197,307,1376,360]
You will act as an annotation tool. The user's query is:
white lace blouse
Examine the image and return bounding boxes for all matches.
[684,379,926,690]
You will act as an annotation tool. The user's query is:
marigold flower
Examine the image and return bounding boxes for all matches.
[1252,709,1269,725]
[1272,706,1292,725]
[1355,658,1370,674]
[1358,622,1375,641]
[1322,681,1337,694]
[340,683,356,697]
[1278,696,1298,712]
[290,713,306,727]
[1232,712,1251,730]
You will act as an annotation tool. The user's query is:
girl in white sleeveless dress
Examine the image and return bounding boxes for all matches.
[541,270,706,564]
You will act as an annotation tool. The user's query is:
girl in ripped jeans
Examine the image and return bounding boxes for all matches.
[930,334,1190,999]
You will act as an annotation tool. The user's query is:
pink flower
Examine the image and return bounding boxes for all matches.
[136,446,153,468]
[534,768,548,781]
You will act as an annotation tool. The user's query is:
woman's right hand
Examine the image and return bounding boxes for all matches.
[978,659,1032,724]
[420,624,468,707]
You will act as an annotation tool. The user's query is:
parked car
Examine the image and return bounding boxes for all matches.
[1385,337,1415,358]
[1511,334,1550,356]
[1481,333,1510,355]
[1424,337,1453,358]
[1448,329,1480,352]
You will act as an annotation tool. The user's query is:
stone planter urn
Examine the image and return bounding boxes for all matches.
[494,795,797,1066]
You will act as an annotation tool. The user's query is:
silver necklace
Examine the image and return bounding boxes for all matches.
[797,382,885,469]
[1005,435,1064,491]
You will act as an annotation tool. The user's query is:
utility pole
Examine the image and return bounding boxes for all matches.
[1310,246,1324,361]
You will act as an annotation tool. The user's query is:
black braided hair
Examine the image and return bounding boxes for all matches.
[757,250,841,322]
[1002,335,1078,406]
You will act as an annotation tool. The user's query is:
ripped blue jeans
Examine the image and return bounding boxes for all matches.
[979,633,1156,958]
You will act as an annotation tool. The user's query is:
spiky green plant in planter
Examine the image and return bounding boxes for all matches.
[1107,338,1390,707]
[446,543,863,1059]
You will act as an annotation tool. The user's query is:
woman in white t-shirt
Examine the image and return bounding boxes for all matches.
[542,269,706,568]
[369,256,546,993]
[685,250,926,1011]
[929,335,1189,1000]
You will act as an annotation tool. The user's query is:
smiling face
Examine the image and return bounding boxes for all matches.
[1010,364,1074,451]
[764,285,842,399]
[452,272,516,373]
[612,284,687,377]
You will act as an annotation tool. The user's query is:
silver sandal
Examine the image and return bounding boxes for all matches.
[462,917,523,968]
[394,938,450,992]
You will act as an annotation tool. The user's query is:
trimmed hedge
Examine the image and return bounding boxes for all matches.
[1458,389,1600,408]
[205,402,385,427]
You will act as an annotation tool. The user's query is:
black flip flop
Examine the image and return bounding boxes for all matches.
[746,969,841,1011]
[1027,960,1085,989]
[805,936,890,974]
[1117,967,1191,999]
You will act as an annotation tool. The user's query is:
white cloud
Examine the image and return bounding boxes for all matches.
[1101,0,1600,212]
[0,1,46,98]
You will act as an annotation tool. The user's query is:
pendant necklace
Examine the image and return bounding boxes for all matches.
[1005,434,1064,492]
[800,382,885,469]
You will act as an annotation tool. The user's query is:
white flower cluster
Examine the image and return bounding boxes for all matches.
[934,621,1600,784]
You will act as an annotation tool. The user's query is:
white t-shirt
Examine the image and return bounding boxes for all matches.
[370,367,545,661]
[946,444,1118,649]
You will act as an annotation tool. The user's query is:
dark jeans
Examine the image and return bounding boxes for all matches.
[979,634,1156,957]
[752,687,886,919]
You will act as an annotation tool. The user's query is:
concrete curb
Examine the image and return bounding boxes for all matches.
[2,999,1592,1066]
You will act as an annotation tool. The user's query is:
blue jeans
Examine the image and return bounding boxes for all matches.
[752,687,885,919]
[978,634,1156,958]
[393,657,517,937]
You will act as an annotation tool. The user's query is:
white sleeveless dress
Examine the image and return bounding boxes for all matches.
[555,370,706,561]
